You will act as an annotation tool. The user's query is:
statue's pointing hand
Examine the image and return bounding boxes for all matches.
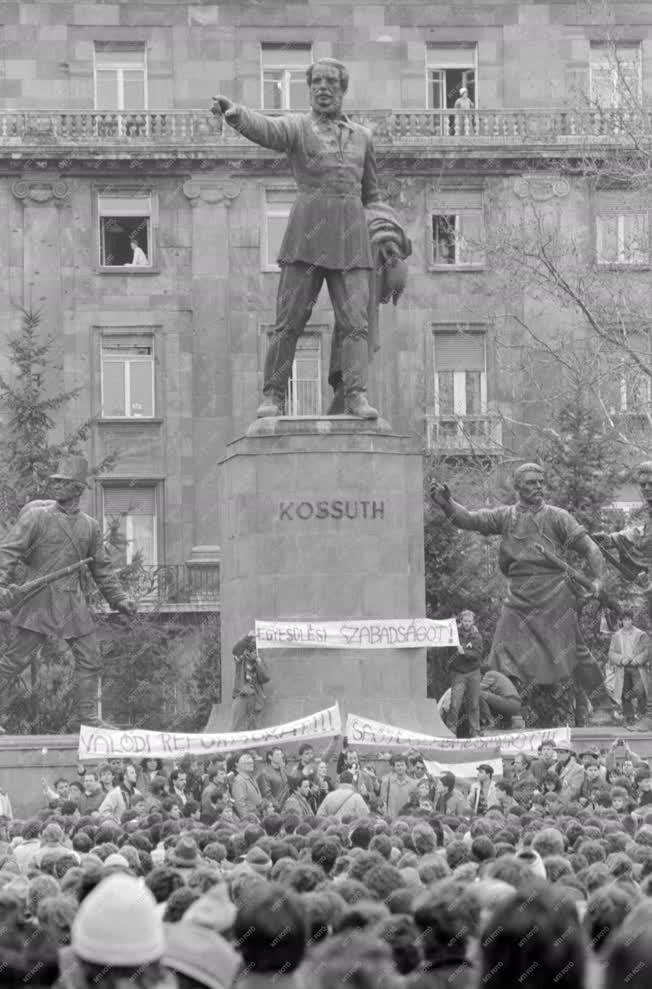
[430,481,451,509]
[211,95,234,116]
[116,598,137,618]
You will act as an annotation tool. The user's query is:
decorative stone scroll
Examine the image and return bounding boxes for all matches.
[182,179,241,207]
[11,179,71,205]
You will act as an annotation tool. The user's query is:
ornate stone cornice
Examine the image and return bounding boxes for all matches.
[182,179,242,207]
[11,179,71,205]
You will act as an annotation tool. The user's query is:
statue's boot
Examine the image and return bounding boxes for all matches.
[342,337,378,419]
[256,392,284,418]
[77,670,118,730]
[327,382,346,415]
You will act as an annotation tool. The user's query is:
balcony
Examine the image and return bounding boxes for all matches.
[0,107,649,161]
[426,414,503,456]
[94,562,220,614]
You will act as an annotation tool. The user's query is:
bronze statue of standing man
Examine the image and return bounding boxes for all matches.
[212,58,410,420]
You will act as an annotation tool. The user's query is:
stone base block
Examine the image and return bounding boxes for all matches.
[209,417,451,736]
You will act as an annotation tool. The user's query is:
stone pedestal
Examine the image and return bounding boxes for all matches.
[207,417,450,735]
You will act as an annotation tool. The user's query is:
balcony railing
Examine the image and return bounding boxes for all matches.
[91,563,220,612]
[426,414,503,455]
[0,107,650,151]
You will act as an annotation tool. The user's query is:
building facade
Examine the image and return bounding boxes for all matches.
[0,0,650,582]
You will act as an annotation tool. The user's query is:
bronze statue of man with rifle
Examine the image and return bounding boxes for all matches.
[431,462,609,727]
[0,456,136,732]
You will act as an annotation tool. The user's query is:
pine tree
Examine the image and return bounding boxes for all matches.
[0,308,115,526]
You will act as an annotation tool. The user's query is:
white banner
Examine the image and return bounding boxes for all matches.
[345,713,571,755]
[424,758,503,779]
[78,704,342,761]
[255,618,458,649]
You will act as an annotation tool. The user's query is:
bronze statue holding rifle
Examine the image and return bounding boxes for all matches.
[0,456,136,732]
[431,463,608,727]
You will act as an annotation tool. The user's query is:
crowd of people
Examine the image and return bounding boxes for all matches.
[0,738,649,987]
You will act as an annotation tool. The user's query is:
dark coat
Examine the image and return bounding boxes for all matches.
[0,501,127,637]
[225,106,380,270]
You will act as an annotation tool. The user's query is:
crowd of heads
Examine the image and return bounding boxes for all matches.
[0,740,652,987]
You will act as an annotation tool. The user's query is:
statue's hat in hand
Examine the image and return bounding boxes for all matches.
[49,454,90,487]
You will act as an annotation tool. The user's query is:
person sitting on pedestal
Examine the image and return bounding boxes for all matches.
[480,667,524,731]
[230,634,270,732]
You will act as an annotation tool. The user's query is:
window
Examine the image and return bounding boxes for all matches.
[434,330,487,417]
[602,332,652,417]
[430,190,485,268]
[103,485,157,567]
[261,43,312,110]
[98,194,152,268]
[590,42,641,108]
[426,44,477,135]
[262,187,294,270]
[101,335,154,418]
[431,329,492,449]
[596,212,649,266]
[287,334,322,415]
[94,42,147,111]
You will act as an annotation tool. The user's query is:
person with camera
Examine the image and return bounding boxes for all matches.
[230,633,270,732]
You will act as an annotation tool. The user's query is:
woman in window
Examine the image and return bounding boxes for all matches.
[128,235,149,266]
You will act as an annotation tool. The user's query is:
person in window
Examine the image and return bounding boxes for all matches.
[453,86,474,135]
[127,235,149,266]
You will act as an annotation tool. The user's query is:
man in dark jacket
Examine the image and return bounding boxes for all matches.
[0,455,135,730]
[230,633,271,731]
[447,611,483,737]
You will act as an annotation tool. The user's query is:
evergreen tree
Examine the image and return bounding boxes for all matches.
[0,308,115,525]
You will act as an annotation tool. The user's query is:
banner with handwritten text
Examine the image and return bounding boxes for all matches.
[345,713,570,755]
[424,758,503,779]
[255,618,458,649]
[78,704,341,761]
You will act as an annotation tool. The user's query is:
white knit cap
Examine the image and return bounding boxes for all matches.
[72,873,164,966]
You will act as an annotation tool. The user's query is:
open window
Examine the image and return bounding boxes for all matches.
[261,43,312,110]
[98,193,153,269]
[426,44,477,135]
[430,189,485,268]
[102,484,158,567]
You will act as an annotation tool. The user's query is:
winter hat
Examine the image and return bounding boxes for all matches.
[103,853,131,872]
[183,880,236,933]
[243,847,272,877]
[168,836,200,869]
[164,921,240,989]
[72,873,164,966]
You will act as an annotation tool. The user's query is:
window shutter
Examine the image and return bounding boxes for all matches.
[104,486,156,516]
[434,332,485,372]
